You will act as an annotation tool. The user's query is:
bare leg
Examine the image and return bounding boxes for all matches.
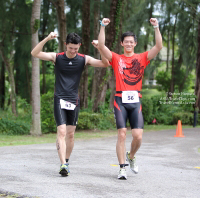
[129,129,143,159]
[56,124,67,164]
[65,125,76,160]
[116,128,127,164]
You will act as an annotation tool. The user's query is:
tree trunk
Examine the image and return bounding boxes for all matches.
[144,0,153,51]
[92,0,118,111]
[49,0,66,52]
[42,61,46,94]
[0,61,5,109]
[91,0,100,103]
[169,14,177,97]
[92,68,107,111]
[109,69,116,109]
[30,0,41,136]
[195,20,200,109]
[25,63,31,103]
[109,1,123,109]
[79,0,90,109]
[41,0,50,94]
[166,28,170,72]
[0,50,17,115]
[109,0,124,109]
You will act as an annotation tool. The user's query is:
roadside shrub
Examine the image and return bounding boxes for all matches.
[155,71,171,92]
[153,112,173,125]
[40,92,116,132]
[0,118,30,135]
[97,113,116,130]
[41,91,56,133]
[141,94,196,125]
[172,112,193,125]
[77,112,99,130]
[77,111,116,130]
[141,97,153,123]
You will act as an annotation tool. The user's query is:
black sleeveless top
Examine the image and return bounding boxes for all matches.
[54,52,85,105]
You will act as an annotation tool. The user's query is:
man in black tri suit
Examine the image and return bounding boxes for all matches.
[31,32,109,176]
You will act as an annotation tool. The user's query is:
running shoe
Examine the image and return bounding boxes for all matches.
[126,151,138,174]
[59,163,70,176]
[118,168,127,180]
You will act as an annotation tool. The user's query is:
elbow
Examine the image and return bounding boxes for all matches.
[105,60,111,67]
[104,63,110,67]
[157,43,163,51]
[31,50,35,57]
[159,40,163,50]
[98,44,104,50]
[31,50,38,58]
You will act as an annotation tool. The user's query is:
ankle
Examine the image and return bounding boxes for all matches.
[119,164,128,168]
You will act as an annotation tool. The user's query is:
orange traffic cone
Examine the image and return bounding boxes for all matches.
[174,120,185,137]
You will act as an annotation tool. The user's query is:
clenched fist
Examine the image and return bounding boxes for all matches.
[101,18,110,26]
[149,18,158,26]
[47,32,58,40]
[91,40,99,49]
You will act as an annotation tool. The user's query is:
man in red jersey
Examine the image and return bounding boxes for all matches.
[31,32,109,177]
[98,18,162,179]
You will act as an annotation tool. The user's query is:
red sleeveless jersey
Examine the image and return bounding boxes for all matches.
[109,51,150,97]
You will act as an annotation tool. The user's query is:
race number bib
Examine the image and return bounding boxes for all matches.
[122,91,139,103]
[60,99,76,110]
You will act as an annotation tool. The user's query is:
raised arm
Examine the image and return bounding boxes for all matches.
[98,18,112,62]
[90,40,110,67]
[147,18,163,61]
[31,32,57,63]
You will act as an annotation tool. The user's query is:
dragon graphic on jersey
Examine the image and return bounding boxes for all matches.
[123,59,144,86]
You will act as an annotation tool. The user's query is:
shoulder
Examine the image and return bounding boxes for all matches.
[137,51,150,66]
[84,55,94,65]
[111,51,120,57]
[77,53,86,62]
[110,51,121,62]
[77,53,85,58]
[56,52,65,57]
[138,51,149,58]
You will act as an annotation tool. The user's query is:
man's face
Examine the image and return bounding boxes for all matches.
[66,43,81,57]
[121,36,137,53]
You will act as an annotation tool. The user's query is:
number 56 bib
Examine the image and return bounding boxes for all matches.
[122,91,139,103]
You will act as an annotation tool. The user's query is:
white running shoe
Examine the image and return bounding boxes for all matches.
[118,168,127,180]
[126,151,138,174]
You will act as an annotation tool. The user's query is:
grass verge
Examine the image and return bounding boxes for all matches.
[0,125,199,147]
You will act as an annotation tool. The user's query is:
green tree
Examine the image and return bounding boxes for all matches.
[0,1,18,115]
[79,0,91,108]
[195,19,200,109]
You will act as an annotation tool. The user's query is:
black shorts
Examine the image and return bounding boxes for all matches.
[114,96,144,129]
[54,96,80,127]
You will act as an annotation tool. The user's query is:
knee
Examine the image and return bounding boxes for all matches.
[133,134,142,142]
[118,129,126,142]
[57,126,66,139]
[66,130,74,140]
[132,129,143,142]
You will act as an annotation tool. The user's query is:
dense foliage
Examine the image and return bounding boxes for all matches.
[0,0,199,134]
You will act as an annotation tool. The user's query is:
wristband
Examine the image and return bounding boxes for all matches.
[153,25,159,28]
[99,20,106,27]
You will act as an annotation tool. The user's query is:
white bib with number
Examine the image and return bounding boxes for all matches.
[122,91,139,103]
[60,99,76,110]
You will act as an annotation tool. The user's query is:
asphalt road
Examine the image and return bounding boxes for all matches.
[0,128,200,198]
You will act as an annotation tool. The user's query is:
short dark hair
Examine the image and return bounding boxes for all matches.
[121,31,137,43]
[66,33,82,44]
